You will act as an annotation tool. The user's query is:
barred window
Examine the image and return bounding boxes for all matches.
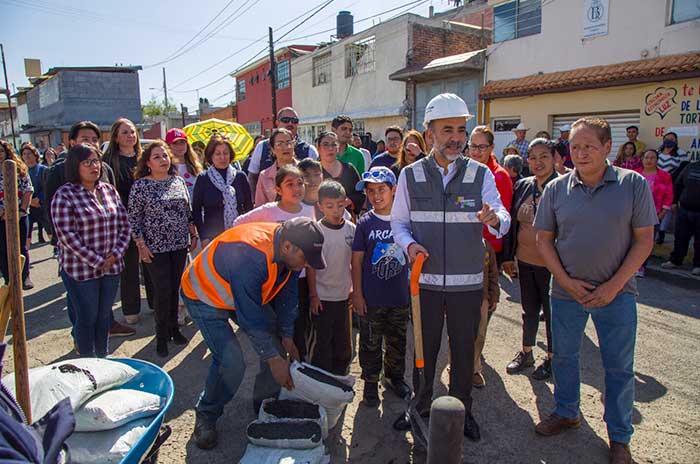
[277,60,290,90]
[345,36,375,78]
[237,80,246,101]
[312,53,331,87]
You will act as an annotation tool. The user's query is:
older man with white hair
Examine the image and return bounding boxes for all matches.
[391,93,510,441]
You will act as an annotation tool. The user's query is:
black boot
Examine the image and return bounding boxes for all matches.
[463,413,481,441]
[171,328,188,345]
[156,338,168,357]
[506,350,534,374]
[194,413,218,449]
[363,382,379,407]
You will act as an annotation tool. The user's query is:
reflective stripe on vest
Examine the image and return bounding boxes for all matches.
[419,272,484,287]
[463,159,478,184]
[410,211,480,223]
[181,223,290,309]
[412,160,426,182]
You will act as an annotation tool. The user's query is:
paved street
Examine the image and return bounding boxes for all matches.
[3,239,699,464]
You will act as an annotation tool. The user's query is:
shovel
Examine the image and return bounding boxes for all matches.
[393,252,429,448]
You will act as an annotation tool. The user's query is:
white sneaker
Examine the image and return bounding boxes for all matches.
[692,267,700,276]
[661,261,678,269]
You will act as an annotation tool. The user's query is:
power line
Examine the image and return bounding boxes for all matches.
[170,0,335,91]
[145,0,238,68]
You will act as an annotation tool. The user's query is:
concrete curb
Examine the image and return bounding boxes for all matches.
[645,255,700,289]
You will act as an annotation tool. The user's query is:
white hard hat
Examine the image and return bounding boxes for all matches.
[423,93,473,127]
[559,123,572,132]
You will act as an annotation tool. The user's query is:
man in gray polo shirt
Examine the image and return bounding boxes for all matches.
[533,117,656,464]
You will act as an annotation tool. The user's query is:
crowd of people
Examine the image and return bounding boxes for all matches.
[0,93,697,464]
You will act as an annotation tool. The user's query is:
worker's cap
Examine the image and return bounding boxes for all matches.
[165,128,188,145]
[280,217,326,270]
[423,93,473,127]
[355,167,397,191]
[558,124,572,132]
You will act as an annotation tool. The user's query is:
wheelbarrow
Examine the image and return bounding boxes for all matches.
[112,359,174,464]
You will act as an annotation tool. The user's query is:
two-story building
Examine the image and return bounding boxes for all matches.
[480,0,700,160]
[233,45,317,137]
[292,10,490,144]
[21,66,142,146]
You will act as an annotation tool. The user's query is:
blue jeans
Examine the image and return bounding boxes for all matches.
[182,294,282,423]
[551,293,637,443]
[60,271,120,357]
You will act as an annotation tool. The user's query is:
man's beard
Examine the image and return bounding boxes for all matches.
[434,140,465,161]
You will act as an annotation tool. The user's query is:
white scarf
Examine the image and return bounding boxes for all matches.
[207,165,238,229]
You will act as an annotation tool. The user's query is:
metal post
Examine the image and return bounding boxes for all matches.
[162,67,168,111]
[2,160,31,422]
[0,44,18,151]
[180,104,186,127]
[268,27,277,127]
[427,396,464,464]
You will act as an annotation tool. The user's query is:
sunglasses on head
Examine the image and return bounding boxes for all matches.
[279,117,299,124]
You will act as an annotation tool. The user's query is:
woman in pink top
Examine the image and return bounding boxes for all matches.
[614,141,642,170]
[635,149,673,276]
[254,128,297,206]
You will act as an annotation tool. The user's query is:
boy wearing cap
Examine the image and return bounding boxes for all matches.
[351,167,411,407]
[309,180,356,375]
[181,217,326,450]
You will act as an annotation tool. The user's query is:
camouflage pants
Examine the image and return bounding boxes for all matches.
[359,306,410,383]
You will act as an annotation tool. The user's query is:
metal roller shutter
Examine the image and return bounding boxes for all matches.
[552,112,641,161]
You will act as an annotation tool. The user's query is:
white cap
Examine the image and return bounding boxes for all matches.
[559,123,572,132]
[423,93,473,127]
[512,122,529,132]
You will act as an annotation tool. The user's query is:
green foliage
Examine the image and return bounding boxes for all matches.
[142,95,176,117]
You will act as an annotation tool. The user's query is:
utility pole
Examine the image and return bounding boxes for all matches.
[0,44,18,150]
[162,67,169,112]
[268,27,277,127]
[180,103,186,127]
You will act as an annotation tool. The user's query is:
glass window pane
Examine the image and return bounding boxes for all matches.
[494,1,517,43]
[672,0,700,23]
[517,0,542,38]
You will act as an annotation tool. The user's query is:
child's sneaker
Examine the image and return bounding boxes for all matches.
[362,382,380,407]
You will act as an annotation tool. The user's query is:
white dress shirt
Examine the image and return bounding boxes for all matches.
[391,156,511,253]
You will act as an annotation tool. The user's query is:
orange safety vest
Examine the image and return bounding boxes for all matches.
[181,222,292,310]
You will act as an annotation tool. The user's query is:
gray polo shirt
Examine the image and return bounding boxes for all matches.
[534,164,657,300]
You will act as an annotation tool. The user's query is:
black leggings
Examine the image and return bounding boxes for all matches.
[0,217,29,284]
[144,248,188,341]
[517,261,552,351]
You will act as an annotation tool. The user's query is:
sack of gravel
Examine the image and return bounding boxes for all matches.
[246,419,323,450]
[75,389,164,432]
[258,398,329,439]
[278,362,354,429]
[239,444,330,464]
[67,417,150,463]
[3,358,138,420]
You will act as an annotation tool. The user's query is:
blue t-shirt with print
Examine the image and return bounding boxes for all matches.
[352,211,409,308]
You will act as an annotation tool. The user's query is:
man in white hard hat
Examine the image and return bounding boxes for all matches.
[391,93,511,441]
[508,122,530,161]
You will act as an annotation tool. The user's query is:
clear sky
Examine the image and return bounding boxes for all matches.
[1,0,454,111]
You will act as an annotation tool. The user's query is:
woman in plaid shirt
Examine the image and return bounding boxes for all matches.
[51,144,131,357]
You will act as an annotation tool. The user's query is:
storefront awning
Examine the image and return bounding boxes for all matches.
[390,49,486,82]
[480,52,700,100]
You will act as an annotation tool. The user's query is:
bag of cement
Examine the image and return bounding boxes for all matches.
[67,417,150,463]
[239,444,330,464]
[279,362,354,429]
[75,389,164,432]
[3,358,138,420]
[247,419,323,450]
[259,398,328,440]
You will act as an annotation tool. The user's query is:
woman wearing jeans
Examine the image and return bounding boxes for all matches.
[502,138,558,380]
[128,141,197,357]
[51,144,130,357]
[0,140,35,290]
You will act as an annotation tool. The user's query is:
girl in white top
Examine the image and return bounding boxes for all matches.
[234,165,315,225]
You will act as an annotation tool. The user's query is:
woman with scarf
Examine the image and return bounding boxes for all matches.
[192,135,253,248]
[501,138,559,380]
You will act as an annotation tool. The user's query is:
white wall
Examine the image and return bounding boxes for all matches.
[486,0,700,81]
[292,15,411,124]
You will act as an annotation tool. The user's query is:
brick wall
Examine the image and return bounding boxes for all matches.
[410,23,490,67]
[455,7,493,30]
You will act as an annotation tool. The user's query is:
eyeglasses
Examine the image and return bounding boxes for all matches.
[320,142,339,148]
[80,158,100,167]
[279,117,299,124]
[386,136,402,143]
[274,140,294,148]
[468,144,491,151]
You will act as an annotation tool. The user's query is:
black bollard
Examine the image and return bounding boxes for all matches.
[427,396,465,464]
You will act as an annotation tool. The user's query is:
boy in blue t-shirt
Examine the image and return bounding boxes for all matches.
[351,167,410,407]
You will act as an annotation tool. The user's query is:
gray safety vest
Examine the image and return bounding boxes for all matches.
[404,155,487,292]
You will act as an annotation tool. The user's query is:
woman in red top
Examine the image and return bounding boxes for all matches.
[614,141,642,170]
[467,126,514,266]
[635,149,673,276]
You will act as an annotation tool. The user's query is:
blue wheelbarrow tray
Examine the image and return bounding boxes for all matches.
[111,359,174,464]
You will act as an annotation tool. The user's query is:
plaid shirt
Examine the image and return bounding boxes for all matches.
[51,182,131,281]
[508,139,530,160]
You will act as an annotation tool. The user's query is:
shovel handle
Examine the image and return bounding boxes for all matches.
[410,253,426,369]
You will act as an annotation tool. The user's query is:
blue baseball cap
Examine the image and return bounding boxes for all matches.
[355,167,397,191]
